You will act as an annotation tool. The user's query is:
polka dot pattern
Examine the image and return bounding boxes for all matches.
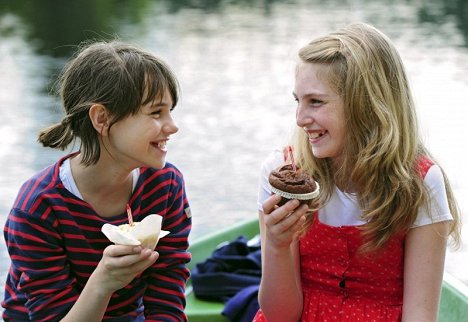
[253,213,405,321]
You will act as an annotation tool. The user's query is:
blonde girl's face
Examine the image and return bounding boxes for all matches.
[294,62,346,164]
[107,89,179,170]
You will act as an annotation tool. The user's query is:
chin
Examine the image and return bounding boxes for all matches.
[153,160,166,169]
[311,146,339,160]
[310,149,326,159]
[142,158,166,169]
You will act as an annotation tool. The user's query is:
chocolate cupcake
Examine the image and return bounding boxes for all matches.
[268,164,320,206]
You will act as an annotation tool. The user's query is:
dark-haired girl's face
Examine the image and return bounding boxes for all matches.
[106,89,178,170]
[294,62,345,164]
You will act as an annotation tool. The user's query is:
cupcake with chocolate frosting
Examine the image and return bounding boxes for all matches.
[268,164,320,206]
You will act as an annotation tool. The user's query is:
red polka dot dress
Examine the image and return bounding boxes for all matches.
[253,214,404,321]
[301,213,404,321]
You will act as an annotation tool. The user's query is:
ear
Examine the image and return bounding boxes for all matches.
[89,104,110,136]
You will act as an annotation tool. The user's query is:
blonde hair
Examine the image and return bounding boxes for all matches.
[294,23,461,251]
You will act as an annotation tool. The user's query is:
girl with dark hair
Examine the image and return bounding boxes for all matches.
[2,41,191,321]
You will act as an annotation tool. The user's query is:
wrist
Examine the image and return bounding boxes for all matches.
[87,270,115,299]
[264,240,295,256]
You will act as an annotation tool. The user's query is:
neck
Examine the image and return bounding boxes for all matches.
[69,153,135,217]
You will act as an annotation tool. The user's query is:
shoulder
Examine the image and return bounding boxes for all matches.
[416,156,445,187]
[140,162,185,188]
[412,164,453,227]
[13,160,64,212]
[423,164,444,187]
[418,160,446,194]
[164,162,184,178]
[422,164,448,206]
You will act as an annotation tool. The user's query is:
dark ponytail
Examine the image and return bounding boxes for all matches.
[37,119,74,150]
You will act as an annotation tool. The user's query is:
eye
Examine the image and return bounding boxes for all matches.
[149,105,175,118]
[310,98,324,107]
[150,109,162,118]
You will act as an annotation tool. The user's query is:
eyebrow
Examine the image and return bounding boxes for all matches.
[152,102,168,107]
[149,99,172,108]
[142,101,172,114]
[292,92,330,99]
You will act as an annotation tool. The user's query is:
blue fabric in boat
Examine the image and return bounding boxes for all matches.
[191,236,261,322]
[222,284,260,322]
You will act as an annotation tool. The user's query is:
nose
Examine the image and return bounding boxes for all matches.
[164,114,179,135]
[296,102,313,128]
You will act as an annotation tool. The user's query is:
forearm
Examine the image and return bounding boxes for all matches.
[259,242,303,322]
[60,274,113,322]
[60,245,157,322]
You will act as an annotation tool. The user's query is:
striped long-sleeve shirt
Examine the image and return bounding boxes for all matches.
[2,154,192,321]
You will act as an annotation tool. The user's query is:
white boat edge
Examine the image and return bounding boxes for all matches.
[444,272,468,298]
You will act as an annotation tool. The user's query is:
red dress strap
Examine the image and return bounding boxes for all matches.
[416,155,434,178]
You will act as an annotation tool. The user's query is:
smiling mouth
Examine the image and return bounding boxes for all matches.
[308,131,326,139]
[153,140,168,151]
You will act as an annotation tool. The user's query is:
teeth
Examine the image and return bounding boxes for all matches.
[309,132,323,139]
[157,141,167,148]
[303,128,325,139]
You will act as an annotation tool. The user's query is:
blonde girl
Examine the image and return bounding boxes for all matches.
[254,23,461,322]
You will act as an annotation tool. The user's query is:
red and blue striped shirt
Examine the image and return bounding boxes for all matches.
[2,154,192,321]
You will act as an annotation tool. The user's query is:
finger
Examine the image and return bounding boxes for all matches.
[283,204,308,230]
[129,251,159,272]
[103,244,142,257]
[262,194,282,214]
[269,203,308,232]
[292,215,307,239]
[110,249,159,269]
[115,251,158,277]
[267,199,301,225]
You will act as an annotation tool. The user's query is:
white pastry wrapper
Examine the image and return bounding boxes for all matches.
[269,181,320,200]
[101,214,169,250]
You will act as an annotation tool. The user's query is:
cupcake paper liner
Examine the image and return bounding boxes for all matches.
[269,181,320,200]
[101,214,169,250]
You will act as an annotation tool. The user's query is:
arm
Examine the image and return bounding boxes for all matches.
[402,221,449,322]
[5,209,156,322]
[61,245,158,322]
[143,169,191,321]
[258,195,308,322]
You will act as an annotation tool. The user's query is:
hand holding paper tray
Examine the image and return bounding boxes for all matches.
[101,214,169,250]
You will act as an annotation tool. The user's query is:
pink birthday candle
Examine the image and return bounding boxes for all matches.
[126,204,134,226]
[288,146,297,172]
